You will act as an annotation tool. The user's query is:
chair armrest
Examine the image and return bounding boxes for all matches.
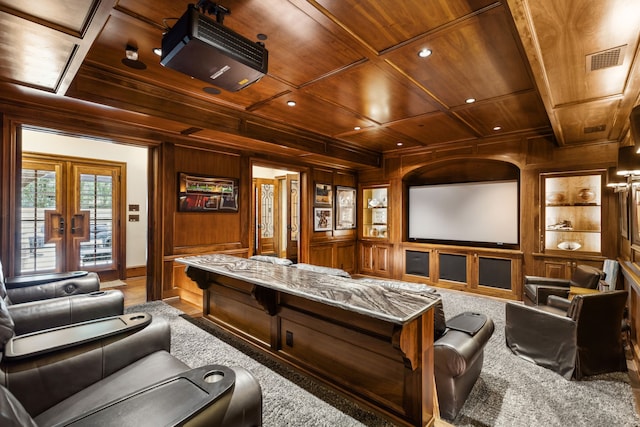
[60,365,239,426]
[0,317,171,416]
[3,312,150,360]
[524,276,571,287]
[5,273,100,304]
[8,290,124,336]
[536,286,570,305]
[546,295,571,312]
[505,303,577,379]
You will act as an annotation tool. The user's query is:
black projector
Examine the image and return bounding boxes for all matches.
[161,5,268,92]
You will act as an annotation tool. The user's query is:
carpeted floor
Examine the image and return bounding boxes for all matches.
[126,289,640,427]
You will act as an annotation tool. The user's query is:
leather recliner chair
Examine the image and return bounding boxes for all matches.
[1,259,101,304]
[355,278,494,420]
[505,290,627,380]
[0,269,124,336]
[432,299,494,420]
[0,297,262,426]
[523,264,604,306]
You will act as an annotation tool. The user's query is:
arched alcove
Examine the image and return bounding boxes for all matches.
[403,158,520,185]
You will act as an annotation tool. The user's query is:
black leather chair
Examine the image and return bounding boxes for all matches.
[1,259,101,304]
[356,278,494,420]
[433,300,494,420]
[523,264,604,306]
[0,268,124,336]
[505,290,627,379]
[0,298,262,426]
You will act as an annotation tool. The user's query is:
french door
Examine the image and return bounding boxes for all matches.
[254,178,276,255]
[20,154,123,278]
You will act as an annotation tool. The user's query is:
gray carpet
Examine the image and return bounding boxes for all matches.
[126,289,640,427]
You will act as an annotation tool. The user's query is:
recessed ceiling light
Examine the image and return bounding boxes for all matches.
[465,98,476,104]
[354,126,361,131]
[418,48,432,58]
[396,142,404,146]
[287,100,296,107]
[493,125,502,131]
[153,48,162,56]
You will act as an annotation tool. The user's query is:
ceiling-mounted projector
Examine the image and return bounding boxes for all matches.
[160,3,268,92]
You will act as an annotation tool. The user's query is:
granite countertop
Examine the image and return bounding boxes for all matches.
[176,254,440,325]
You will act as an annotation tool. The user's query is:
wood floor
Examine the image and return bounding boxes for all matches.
[104,276,202,316]
[105,277,638,426]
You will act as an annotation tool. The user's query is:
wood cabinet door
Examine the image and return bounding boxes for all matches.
[359,243,375,273]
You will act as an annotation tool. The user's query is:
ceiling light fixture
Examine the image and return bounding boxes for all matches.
[121,44,146,70]
[354,126,361,131]
[153,47,162,56]
[493,125,502,131]
[287,100,296,107]
[125,44,139,61]
[418,48,432,58]
[465,98,476,104]
[396,142,404,146]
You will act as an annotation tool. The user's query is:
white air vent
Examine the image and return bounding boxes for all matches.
[586,45,626,72]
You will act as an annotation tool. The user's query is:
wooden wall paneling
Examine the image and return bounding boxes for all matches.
[335,241,356,273]
[308,243,334,268]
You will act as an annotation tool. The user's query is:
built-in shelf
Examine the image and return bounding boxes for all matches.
[542,172,602,254]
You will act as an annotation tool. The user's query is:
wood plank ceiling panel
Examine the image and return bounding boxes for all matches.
[383,5,535,108]
[528,0,640,106]
[313,0,497,52]
[301,61,440,124]
[386,111,477,146]
[0,0,97,34]
[0,11,77,91]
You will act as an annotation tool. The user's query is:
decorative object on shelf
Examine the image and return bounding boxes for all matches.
[546,220,573,230]
[313,207,332,231]
[557,241,582,251]
[178,173,238,212]
[576,187,596,203]
[335,186,356,230]
[545,191,567,205]
[368,198,380,208]
[314,183,332,206]
[372,208,387,224]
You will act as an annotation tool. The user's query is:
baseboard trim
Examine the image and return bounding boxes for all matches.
[126,265,146,278]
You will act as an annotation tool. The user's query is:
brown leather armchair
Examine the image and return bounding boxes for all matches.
[505,290,627,379]
[523,264,604,306]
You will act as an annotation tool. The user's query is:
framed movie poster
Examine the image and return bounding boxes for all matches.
[315,183,332,206]
[620,189,629,239]
[314,207,332,231]
[335,186,356,230]
[178,173,238,212]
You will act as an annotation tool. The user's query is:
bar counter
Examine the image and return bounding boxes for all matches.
[177,254,440,426]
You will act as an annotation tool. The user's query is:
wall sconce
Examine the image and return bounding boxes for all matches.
[606,166,628,191]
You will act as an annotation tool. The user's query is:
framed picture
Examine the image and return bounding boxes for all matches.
[314,207,332,231]
[178,173,238,212]
[335,186,356,230]
[620,189,629,239]
[315,183,332,206]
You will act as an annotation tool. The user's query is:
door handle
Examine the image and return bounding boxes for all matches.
[71,217,76,234]
[57,217,65,235]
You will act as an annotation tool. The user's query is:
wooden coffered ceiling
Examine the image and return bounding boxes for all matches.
[0,0,639,168]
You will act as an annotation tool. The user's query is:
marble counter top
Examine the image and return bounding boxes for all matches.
[176,254,440,324]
